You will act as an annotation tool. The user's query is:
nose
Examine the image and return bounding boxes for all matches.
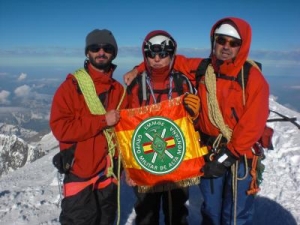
[98,48,106,54]
[222,41,231,49]
[154,54,161,61]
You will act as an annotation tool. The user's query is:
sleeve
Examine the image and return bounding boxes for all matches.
[135,54,201,81]
[49,79,109,143]
[135,63,145,74]
[227,68,270,155]
[173,55,202,83]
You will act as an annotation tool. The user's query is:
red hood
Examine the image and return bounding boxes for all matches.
[142,30,177,75]
[210,17,251,76]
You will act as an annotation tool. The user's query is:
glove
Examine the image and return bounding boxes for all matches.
[201,147,238,177]
[215,146,238,167]
[183,94,200,120]
[201,160,227,178]
[52,147,75,174]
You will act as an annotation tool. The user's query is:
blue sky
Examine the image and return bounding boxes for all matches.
[0,0,299,81]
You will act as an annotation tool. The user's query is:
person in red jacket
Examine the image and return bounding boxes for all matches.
[125,30,201,225]
[124,17,270,225]
[50,29,128,225]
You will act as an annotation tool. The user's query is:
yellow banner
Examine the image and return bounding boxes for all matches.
[115,95,207,187]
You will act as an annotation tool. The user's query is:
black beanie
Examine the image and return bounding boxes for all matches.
[85,29,118,59]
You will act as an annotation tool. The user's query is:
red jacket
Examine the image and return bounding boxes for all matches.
[50,63,128,178]
[128,68,193,108]
[137,17,269,159]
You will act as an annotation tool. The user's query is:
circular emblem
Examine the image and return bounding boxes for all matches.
[132,116,186,175]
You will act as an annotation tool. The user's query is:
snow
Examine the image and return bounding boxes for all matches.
[0,96,299,225]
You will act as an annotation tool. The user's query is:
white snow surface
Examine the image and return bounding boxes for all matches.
[0,96,299,225]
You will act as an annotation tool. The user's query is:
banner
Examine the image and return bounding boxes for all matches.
[115,95,207,191]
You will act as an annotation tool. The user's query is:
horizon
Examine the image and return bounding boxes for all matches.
[1,1,300,78]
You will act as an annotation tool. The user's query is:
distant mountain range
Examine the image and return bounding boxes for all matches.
[0,95,299,224]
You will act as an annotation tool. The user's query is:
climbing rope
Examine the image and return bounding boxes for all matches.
[205,64,232,142]
[204,63,251,225]
[74,68,126,225]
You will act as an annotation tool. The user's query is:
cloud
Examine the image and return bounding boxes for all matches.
[290,86,300,90]
[0,90,10,104]
[17,73,27,81]
[0,72,9,76]
[14,85,31,97]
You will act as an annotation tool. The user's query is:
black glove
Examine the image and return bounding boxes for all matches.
[52,145,76,174]
[201,160,227,178]
[201,147,238,178]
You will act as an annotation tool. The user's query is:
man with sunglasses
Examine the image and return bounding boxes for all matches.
[50,29,128,224]
[124,17,269,225]
[125,30,201,225]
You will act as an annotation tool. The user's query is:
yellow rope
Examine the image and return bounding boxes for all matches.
[205,63,252,225]
[205,59,261,225]
[73,68,126,225]
[205,64,232,142]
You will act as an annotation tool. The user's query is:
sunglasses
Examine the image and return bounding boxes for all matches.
[215,36,242,48]
[88,44,115,54]
[145,51,170,59]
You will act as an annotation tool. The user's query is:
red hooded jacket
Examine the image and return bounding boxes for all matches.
[50,63,128,178]
[136,17,269,159]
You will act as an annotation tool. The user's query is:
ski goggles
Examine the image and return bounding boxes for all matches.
[88,44,115,54]
[215,35,242,48]
[145,51,170,59]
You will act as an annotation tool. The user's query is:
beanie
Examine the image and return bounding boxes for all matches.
[85,29,118,59]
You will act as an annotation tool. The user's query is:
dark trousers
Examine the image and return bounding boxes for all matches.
[134,187,189,225]
[59,173,117,225]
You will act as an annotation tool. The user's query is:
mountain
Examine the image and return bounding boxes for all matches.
[0,123,53,178]
[0,95,299,225]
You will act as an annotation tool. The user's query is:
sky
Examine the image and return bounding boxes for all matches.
[0,0,300,112]
[0,96,299,225]
[0,0,300,79]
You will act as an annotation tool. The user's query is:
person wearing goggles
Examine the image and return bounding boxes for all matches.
[50,29,128,225]
[125,30,201,225]
[124,17,269,225]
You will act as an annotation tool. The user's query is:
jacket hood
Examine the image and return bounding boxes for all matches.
[210,17,252,76]
[142,30,177,75]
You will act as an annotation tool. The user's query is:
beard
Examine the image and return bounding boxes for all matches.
[89,54,113,71]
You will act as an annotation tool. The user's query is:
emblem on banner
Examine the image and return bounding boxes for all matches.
[132,116,186,175]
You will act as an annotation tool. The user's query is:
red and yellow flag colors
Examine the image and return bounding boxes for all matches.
[115,95,207,188]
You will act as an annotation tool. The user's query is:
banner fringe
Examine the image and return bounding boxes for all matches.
[137,177,200,193]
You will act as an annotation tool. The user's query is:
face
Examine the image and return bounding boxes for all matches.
[146,52,171,68]
[86,44,115,71]
[213,35,241,61]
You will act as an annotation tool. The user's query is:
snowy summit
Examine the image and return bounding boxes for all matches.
[0,95,299,225]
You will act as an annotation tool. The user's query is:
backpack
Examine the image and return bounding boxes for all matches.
[127,71,195,105]
[193,58,262,90]
[192,58,299,152]
[191,58,300,150]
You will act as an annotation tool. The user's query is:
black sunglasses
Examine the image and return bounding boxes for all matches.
[88,44,115,54]
[145,51,170,59]
[215,36,242,48]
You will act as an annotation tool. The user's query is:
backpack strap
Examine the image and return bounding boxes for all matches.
[129,71,195,105]
[193,58,211,89]
[172,71,195,95]
[192,58,262,89]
